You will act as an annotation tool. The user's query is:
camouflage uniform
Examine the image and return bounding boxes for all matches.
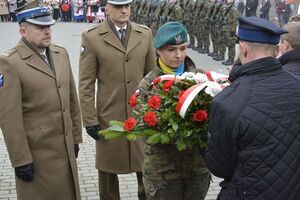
[162,1,183,24]
[196,0,211,54]
[155,0,167,32]
[221,3,239,65]
[148,0,159,34]
[182,0,196,48]
[130,0,138,22]
[137,57,210,200]
[208,1,223,58]
[213,2,227,61]
[193,0,205,52]
[138,0,147,24]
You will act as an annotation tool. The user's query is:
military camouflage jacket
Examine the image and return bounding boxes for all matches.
[138,56,197,96]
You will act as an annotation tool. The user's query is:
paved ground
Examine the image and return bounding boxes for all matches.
[0,22,224,200]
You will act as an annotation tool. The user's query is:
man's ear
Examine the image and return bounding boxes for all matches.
[105,5,109,15]
[282,40,292,51]
[19,26,26,37]
[239,42,248,58]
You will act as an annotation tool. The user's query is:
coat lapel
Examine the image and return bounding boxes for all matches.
[16,40,55,79]
[126,23,143,54]
[48,45,63,80]
[100,21,125,53]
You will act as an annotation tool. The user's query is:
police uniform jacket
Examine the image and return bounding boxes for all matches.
[204,57,300,200]
[79,20,155,173]
[0,39,82,200]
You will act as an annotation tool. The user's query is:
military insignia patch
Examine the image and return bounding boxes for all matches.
[175,35,182,44]
[0,74,4,87]
[80,46,85,56]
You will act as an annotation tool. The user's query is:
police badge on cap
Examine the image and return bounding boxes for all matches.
[15,0,55,26]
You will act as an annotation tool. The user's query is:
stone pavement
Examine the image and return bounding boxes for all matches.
[0,22,224,200]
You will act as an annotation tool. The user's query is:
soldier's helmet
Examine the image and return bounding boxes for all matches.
[14,0,55,26]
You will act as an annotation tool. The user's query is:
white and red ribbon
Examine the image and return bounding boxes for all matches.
[175,82,208,118]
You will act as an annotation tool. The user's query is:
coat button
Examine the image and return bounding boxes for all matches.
[127,80,130,84]
[58,85,61,89]
[125,59,129,62]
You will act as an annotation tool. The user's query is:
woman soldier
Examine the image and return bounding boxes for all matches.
[137,21,211,200]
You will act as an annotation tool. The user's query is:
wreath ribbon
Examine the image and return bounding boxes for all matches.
[175,82,208,118]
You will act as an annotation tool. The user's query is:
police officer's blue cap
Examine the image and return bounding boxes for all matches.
[238,16,288,44]
[15,0,55,26]
[107,0,132,5]
[154,22,188,49]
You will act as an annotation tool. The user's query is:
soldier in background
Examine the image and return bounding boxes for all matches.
[130,0,139,22]
[208,0,221,57]
[198,0,213,54]
[182,0,195,48]
[213,1,226,61]
[221,0,239,65]
[155,0,167,32]
[149,0,160,35]
[193,0,204,52]
[163,0,183,24]
[142,0,151,26]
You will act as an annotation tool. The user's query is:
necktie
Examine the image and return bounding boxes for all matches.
[119,29,126,46]
[41,53,49,65]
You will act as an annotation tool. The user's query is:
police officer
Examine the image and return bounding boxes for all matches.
[138,22,210,200]
[0,1,82,199]
[205,17,300,200]
[78,0,156,199]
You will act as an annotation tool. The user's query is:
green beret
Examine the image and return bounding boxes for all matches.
[154,22,188,49]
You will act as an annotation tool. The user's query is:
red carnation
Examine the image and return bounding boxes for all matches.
[177,90,185,99]
[129,94,137,107]
[153,77,161,86]
[193,110,208,122]
[143,111,158,127]
[163,80,174,92]
[148,95,161,110]
[123,117,137,131]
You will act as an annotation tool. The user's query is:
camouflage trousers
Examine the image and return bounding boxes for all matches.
[220,30,237,59]
[143,144,211,200]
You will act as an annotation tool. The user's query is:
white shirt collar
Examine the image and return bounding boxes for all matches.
[115,25,127,32]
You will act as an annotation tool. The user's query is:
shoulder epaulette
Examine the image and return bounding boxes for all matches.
[53,43,64,48]
[137,24,150,30]
[0,48,17,57]
[86,25,99,32]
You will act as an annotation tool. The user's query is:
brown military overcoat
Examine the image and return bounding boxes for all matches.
[79,20,155,173]
[0,39,82,200]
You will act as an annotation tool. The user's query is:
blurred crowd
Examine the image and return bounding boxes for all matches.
[0,0,108,22]
[236,0,299,26]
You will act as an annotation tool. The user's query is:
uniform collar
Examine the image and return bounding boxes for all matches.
[229,57,282,82]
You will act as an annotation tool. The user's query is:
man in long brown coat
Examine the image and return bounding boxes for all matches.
[79,0,156,199]
[0,1,82,200]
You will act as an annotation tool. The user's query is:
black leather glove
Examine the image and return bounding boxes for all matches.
[74,144,79,158]
[86,124,101,140]
[15,163,34,182]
